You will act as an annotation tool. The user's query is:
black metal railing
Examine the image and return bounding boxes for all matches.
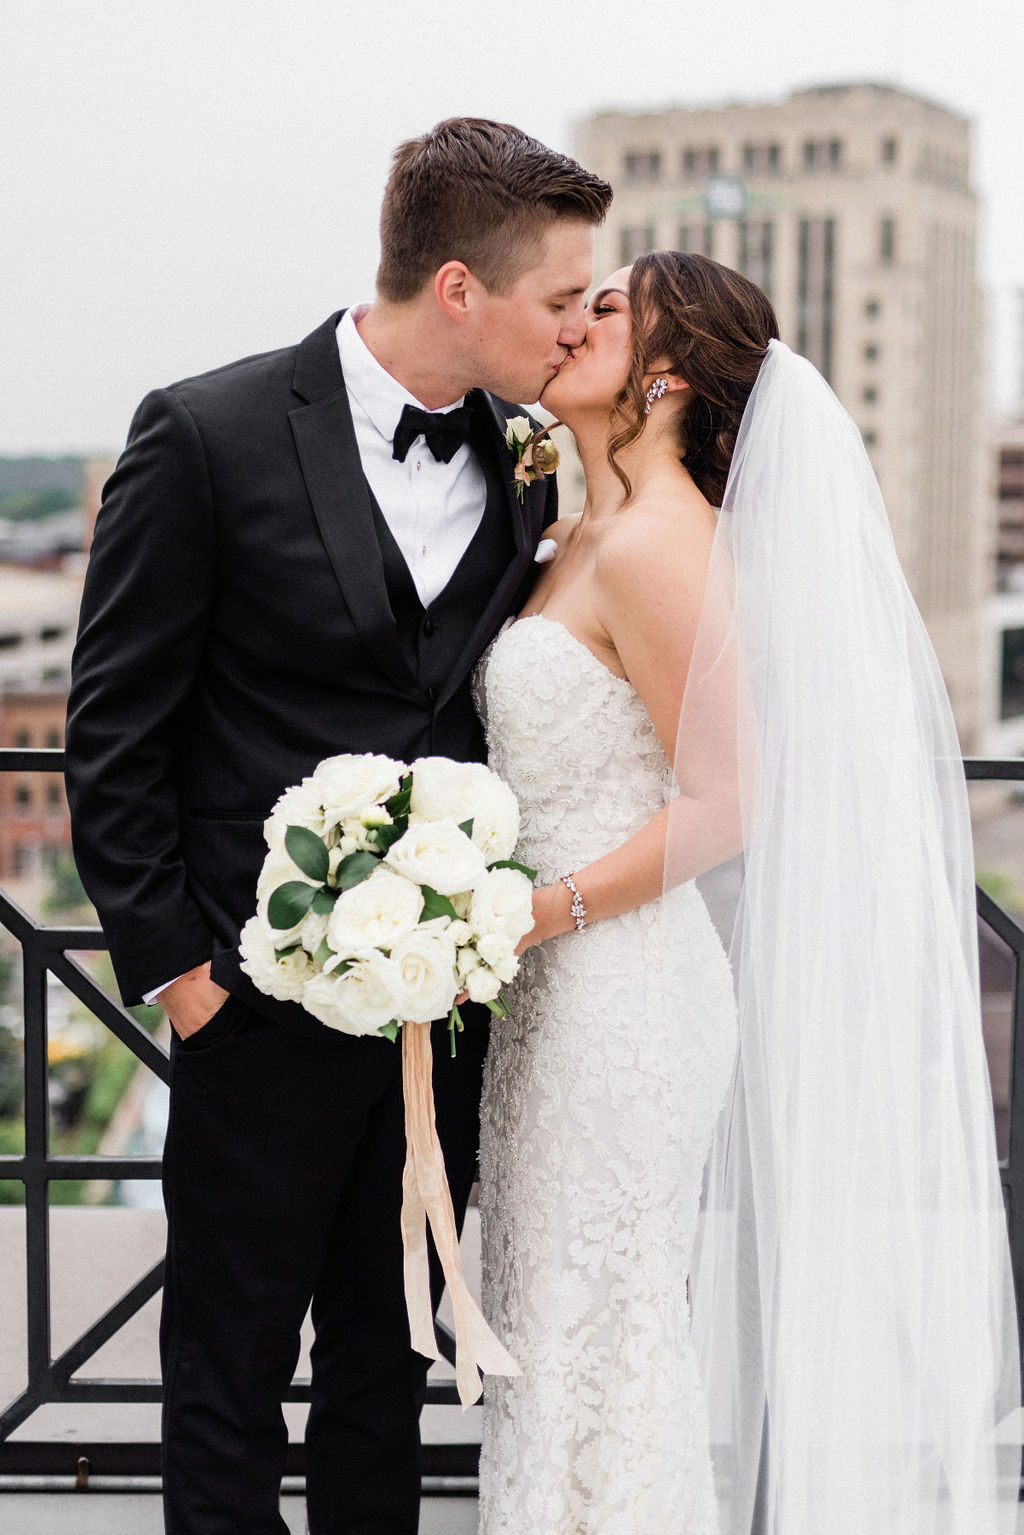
[2,751,1024,1487]
[0,748,472,1487]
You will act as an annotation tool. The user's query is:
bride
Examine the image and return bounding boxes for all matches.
[474,252,1019,1534]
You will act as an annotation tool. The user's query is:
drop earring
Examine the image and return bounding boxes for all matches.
[644,377,669,415]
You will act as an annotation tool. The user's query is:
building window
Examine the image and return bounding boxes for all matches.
[677,222,713,258]
[879,217,896,263]
[0,634,21,650]
[741,141,782,176]
[623,151,662,183]
[803,140,844,172]
[15,783,32,809]
[12,845,28,876]
[1001,628,1024,720]
[681,146,720,180]
[619,225,655,264]
[739,218,774,300]
[863,429,878,448]
[864,343,879,362]
[797,217,836,384]
[14,729,30,748]
[39,626,66,643]
[864,298,881,319]
[46,728,61,748]
[863,386,878,404]
[881,137,898,164]
[46,782,63,809]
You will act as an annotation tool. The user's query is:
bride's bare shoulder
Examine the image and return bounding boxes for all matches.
[540,514,582,548]
[595,487,716,601]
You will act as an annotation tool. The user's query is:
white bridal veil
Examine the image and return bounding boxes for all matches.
[666,341,1021,1533]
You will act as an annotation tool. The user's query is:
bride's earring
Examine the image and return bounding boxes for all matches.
[644,377,669,415]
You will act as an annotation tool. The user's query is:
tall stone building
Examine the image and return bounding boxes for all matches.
[573,83,988,746]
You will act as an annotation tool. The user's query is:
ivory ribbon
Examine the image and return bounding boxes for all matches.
[400,1018,522,1408]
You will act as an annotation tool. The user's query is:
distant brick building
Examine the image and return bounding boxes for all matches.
[0,566,81,881]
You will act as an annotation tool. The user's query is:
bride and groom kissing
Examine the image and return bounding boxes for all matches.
[64,116,1017,1534]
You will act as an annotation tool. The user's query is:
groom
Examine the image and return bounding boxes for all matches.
[65,118,611,1534]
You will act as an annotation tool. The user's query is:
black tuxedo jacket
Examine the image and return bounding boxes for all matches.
[65,312,556,1033]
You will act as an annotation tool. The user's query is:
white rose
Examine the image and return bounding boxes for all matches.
[311,753,406,827]
[475,931,519,983]
[409,759,519,864]
[469,867,535,945]
[239,915,315,1003]
[447,919,472,947]
[460,769,520,863]
[390,928,458,1023]
[456,945,482,981]
[326,869,423,957]
[384,819,486,896]
[269,779,327,836]
[299,909,330,957]
[465,965,502,1004]
[301,951,404,1036]
[504,415,532,447]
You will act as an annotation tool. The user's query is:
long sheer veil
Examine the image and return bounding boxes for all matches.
[666,340,1020,1532]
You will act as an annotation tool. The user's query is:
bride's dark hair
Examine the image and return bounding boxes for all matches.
[610,251,780,503]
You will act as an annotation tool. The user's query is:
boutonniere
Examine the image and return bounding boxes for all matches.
[504,416,560,503]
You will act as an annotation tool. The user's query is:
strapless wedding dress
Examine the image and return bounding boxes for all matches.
[475,615,738,1535]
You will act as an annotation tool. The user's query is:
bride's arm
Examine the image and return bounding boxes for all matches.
[522,506,742,948]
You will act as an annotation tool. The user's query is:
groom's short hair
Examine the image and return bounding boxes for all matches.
[376,117,612,303]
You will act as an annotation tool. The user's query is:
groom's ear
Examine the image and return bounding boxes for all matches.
[434,261,475,324]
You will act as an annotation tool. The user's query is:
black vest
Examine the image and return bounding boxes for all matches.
[367,400,517,765]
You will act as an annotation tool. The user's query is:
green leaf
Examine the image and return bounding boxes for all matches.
[488,858,538,882]
[311,885,339,915]
[420,885,458,922]
[485,995,510,1019]
[459,818,474,839]
[284,824,330,882]
[378,1019,400,1044]
[274,943,301,958]
[313,938,335,968]
[328,959,353,977]
[385,773,413,818]
[267,881,318,930]
[366,821,405,854]
[334,850,381,891]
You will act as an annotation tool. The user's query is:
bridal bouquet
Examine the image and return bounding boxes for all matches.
[238,753,536,1051]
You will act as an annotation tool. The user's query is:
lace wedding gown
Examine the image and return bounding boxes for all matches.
[475,615,739,1535]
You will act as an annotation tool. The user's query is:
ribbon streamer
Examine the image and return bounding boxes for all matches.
[400,1019,522,1408]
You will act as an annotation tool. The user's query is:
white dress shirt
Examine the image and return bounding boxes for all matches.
[146,306,490,1007]
[336,305,487,609]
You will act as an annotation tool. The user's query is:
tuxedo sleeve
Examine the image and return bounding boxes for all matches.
[65,387,219,1005]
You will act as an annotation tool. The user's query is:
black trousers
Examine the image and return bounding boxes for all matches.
[160,994,486,1535]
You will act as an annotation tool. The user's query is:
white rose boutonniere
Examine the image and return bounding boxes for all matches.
[505,416,560,503]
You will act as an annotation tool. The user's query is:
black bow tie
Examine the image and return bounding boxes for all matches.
[392,402,474,465]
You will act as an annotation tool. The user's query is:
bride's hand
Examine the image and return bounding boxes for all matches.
[516,883,576,954]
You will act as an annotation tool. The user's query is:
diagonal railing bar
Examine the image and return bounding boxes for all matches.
[48,1259,166,1388]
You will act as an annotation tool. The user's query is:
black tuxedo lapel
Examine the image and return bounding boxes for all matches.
[288,315,417,695]
[435,391,539,712]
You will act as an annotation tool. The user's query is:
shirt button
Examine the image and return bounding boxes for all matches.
[423,616,434,635]
[415,460,421,471]
[427,686,437,704]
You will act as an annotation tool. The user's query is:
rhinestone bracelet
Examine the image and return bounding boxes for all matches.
[559,873,587,932]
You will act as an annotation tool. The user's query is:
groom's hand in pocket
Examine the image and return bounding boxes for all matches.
[161,963,231,1042]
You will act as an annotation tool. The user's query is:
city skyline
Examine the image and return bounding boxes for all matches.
[2,0,1022,453]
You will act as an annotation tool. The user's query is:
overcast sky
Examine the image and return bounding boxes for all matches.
[2,0,1022,454]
